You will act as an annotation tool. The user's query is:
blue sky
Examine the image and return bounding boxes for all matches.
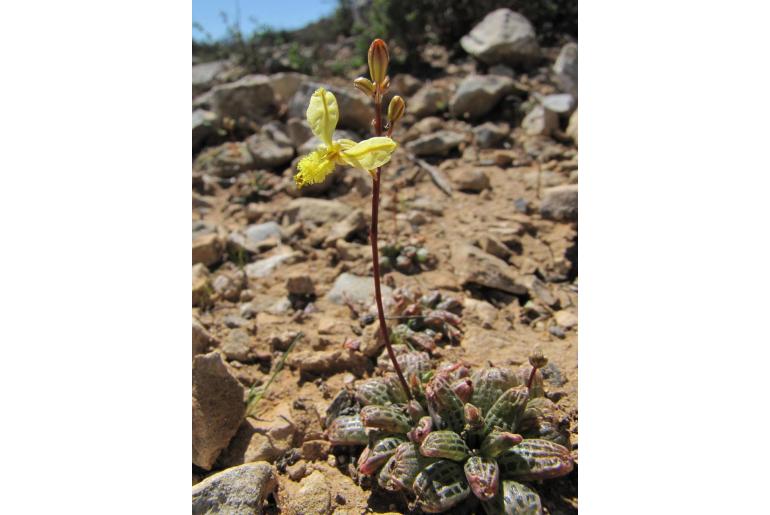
[193,0,338,41]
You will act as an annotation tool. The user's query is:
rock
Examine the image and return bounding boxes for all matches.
[193,233,222,267]
[217,416,296,467]
[476,235,512,261]
[405,130,465,157]
[553,42,578,97]
[450,243,526,295]
[391,74,423,96]
[193,318,218,359]
[449,75,515,119]
[289,81,371,132]
[212,270,246,302]
[284,470,331,515]
[554,309,578,329]
[450,167,490,193]
[287,462,308,481]
[566,109,578,144]
[192,59,229,94]
[323,209,367,245]
[407,210,429,225]
[408,84,450,117]
[246,127,294,169]
[519,274,558,307]
[540,185,578,222]
[473,121,510,148]
[522,105,559,137]
[208,74,276,121]
[221,329,264,362]
[463,298,498,329]
[301,440,331,461]
[283,198,353,225]
[409,197,444,215]
[289,348,369,376]
[192,109,219,152]
[269,72,307,102]
[489,64,515,78]
[286,274,315,296]
[335,240,368,261]
[460,8,540,66]
[244,251,300,279]
[193,142,255,178]
[297,129,359,155]
[192,352,245,470]
[287,117,314,148]
[325,272,392,305]
[246,221,283,245]
[542,93,576,117]
[192,462,276,515]
[192,264,211,307]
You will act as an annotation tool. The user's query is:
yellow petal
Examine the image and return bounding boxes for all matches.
[294,147,336,189]
[339,137,397,171]
[306,88,338,147]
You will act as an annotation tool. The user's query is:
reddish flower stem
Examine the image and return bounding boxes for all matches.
[371,94,412,400]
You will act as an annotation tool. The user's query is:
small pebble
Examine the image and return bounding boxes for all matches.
[549,325,566,339]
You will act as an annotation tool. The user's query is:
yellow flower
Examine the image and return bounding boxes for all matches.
[294,88,397,189]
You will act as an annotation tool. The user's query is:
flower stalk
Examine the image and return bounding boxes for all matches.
[368,40,412,400]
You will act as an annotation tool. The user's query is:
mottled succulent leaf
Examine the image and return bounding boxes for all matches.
[480,431,523,458]
[327,414,368,445]
[356,378,395,406]
[471,367,521,414]
[408,416,433,444]
[482,480,542,515]
[420,430,470,461]
[464,456,500,501]
[497,439,574,481]
[390,441,435,492]
[358,435,405,475]
[426,372,466,433]
[413,460,470,513]
[360,405,412,433]
[324,388,358,428]
[483,386,529,436]
[377,453,400,491]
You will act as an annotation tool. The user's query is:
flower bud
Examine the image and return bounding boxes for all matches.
[368,38,389,85]
[387,95,406,125]
[353,77,375,98]
[529,347,548,369]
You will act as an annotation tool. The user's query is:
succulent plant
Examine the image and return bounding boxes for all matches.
[381,243,437,274]
[326,352,573,513]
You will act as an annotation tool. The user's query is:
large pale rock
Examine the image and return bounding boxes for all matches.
[192,462,276,515]
[542,93,576,117]
[406,130,465,157]
[540,185,578,222]
[460,9,540,66]
[451,243,527,295]
[288,82,371,132]
[553,42,578,97]
[325,272,392,305]
[192,352,245,470]
[450,75,515,119]
[409,84,450,117]
[283,198,353,225]
[208,74,276,121]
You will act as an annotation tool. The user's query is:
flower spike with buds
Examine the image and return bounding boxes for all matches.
[294,88,397,188]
